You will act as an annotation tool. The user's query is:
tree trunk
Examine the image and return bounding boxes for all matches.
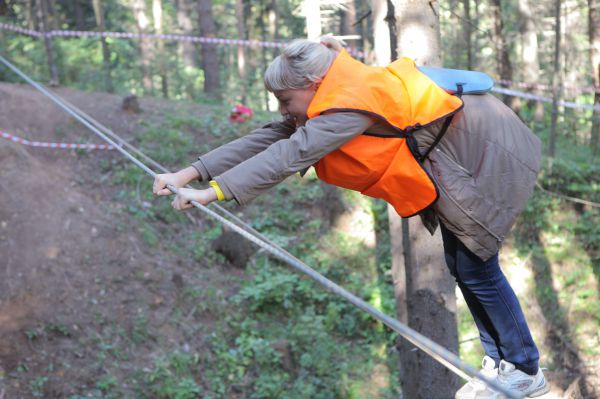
[304,0,321,39]
[269,0,278,41]
[490,0,514,108]
[474,0,480,67]
[340,0,358,53]
[27,0,36,30]
[589,0,600,154]
[47,0,58,30]
[386,0,397,61]
[197,0,220,97]
[372,0,390,66]
[462,0,473,69]
[132,0,153,94]
[92,0,114,93]
[0,0,8,16]
[265,0,278,111]
[449,0,460,67]
[37,0,59,86]
[175,0,197,99]
[153,0,168,98]
[175,0,197,68]
[74,0,85,30]
[390,215,460,399]
[388,1,460,398]
[354,0,368,54]
[259,0,270,109]
[236,0,247,102]
[518,0,543,122]
[549,0,562,158]
[394,0,442,65]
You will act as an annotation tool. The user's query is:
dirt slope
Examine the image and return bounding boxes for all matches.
[0,82,234,397]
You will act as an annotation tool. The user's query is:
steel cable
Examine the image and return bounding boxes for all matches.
[0,53,522,399]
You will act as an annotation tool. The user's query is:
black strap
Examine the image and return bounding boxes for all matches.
[418,83,463,163]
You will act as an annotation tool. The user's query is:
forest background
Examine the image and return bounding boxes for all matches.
[0,0,599,398]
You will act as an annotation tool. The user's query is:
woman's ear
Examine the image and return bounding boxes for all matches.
[312,82,321,92]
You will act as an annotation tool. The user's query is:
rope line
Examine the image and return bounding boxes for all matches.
[0,53,522,399]
[42,89,312,272]
[496,79,600,95]
[491,87,600,111]
[536,182,600,208]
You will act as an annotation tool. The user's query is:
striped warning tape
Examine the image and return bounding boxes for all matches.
[1,130,115,150]
[4,23,600,95]
[0,23,367,58]
[1,23,596,109]
[0,22,283,47]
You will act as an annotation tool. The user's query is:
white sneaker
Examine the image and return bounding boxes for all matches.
[495,360,549,398]
[467,359,550,398]
[455,355,498,399]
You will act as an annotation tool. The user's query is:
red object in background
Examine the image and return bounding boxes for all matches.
[229,104,253,123]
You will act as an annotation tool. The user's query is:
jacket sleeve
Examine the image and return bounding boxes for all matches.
[191,119,296,181]
[213,112,375,205]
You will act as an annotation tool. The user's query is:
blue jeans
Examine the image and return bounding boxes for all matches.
[440,224,540,375]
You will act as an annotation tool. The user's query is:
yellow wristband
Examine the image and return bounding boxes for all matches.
[209,180,225,201]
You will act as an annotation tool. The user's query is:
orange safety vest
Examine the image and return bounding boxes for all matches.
[307,49,464,217]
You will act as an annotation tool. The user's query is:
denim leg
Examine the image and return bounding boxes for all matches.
[440,224,540,375]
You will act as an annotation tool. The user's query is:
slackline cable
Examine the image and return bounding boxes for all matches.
[0,53,522,399]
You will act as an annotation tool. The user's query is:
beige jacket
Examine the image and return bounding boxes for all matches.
[192,94,541,260]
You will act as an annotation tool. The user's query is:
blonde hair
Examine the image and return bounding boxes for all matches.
[264,36,344,92]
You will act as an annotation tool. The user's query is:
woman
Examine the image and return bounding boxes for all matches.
[153,37,548,399]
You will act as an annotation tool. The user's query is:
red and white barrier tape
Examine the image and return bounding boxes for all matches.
[0,23,367,58]
[491,87,600,111]
[0,22,283,47]
[1,131,114,150]
[3,23,598,107]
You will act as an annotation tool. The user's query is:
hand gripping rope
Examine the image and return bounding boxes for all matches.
[0,53,522,399]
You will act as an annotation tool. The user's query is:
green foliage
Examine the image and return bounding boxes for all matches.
[131,313,154,344]
[144,353,202,399]
[536,158,600,266]
[0,0,307,107]
[29,376,49,398]
[45,321,71,337]
[138,125,195,165]
[574,210,600,266]
[95,374,118,393]
[25,327,42,341]
[196,184,400,397]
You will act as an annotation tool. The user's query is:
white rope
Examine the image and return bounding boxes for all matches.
[492,87,600,111]
[536,182,600,208]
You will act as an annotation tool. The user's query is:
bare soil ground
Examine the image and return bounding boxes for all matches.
[0,82,242,397]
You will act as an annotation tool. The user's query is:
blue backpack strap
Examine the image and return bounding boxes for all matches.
[417,66,494,94]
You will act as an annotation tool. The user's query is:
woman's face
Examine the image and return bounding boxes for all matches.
[274,85,318,127]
